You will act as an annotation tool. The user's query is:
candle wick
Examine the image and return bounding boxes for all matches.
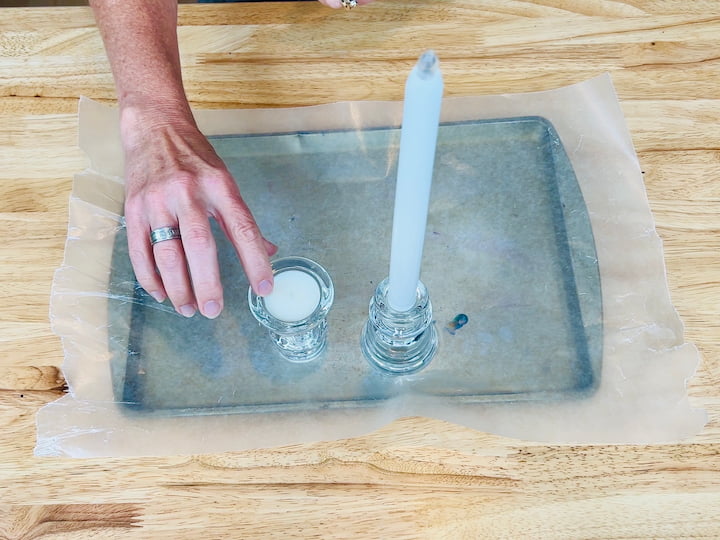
[416,50,439,80]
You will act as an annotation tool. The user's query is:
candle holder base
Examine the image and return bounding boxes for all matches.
[361,278,437,375]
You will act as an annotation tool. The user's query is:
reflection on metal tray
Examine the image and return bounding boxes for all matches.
[108,117,603,414]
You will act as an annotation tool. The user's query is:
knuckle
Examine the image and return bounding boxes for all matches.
[172,172,198,197]
[137,172,197,206]
[202,165,235,191]
[230,217,261,245]
[124,197,147,224]
[124,190,142,210]
[128,247,152,273]
[153,245,184,271]
[206,170,233,190]
[183,223,213,250]
[140,185,168,210]
[128,247,146,264]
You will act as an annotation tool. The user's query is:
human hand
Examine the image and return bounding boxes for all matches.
[317,0,375,8]
[120,104,277,319]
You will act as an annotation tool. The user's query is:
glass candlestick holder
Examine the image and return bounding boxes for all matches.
[248,256,334,363]
[360,278,438,375]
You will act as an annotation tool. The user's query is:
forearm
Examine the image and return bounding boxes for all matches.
[90,0,194,136]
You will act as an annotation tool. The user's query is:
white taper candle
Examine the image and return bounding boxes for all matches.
[387,50,444,312]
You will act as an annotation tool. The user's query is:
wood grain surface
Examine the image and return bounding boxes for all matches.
[1,1,719,538]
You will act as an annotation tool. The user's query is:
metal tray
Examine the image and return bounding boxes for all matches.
[108,117,603,414]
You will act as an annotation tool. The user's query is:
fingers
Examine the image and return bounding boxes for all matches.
[151,224,196,317]
[123,121,276,318]
[176,204,223,319]
[127,191,222,320]
[210,189,274,298]
[127,177,275,321]
[317,0,374,8]
[126,207,167,304]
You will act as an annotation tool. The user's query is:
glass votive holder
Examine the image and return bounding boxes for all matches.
[248,256,334,363]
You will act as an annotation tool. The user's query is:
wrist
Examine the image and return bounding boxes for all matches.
[118,94,197,149]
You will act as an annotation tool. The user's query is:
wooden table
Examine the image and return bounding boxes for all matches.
[1,2,718,537]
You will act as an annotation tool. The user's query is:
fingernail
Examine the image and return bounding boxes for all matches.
[179,304,196,318]
[327,0,342,7]
[150,291,165,303]
[203,300,221,319]
[257,279,273,296]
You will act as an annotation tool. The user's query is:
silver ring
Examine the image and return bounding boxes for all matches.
[341,0,357,9]
[150,226,181,245]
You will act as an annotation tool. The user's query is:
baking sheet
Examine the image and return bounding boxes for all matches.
[109,117,602,413]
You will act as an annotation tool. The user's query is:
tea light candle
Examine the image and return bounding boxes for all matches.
[387,50,444,312]
[263,270,321,322]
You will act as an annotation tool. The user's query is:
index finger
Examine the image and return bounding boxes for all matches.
[213,195,274,297]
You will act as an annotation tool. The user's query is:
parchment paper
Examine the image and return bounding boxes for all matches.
[37,74,706,457]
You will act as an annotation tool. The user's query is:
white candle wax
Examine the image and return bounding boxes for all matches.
[387,50,444,312]
[263,269,321,322]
